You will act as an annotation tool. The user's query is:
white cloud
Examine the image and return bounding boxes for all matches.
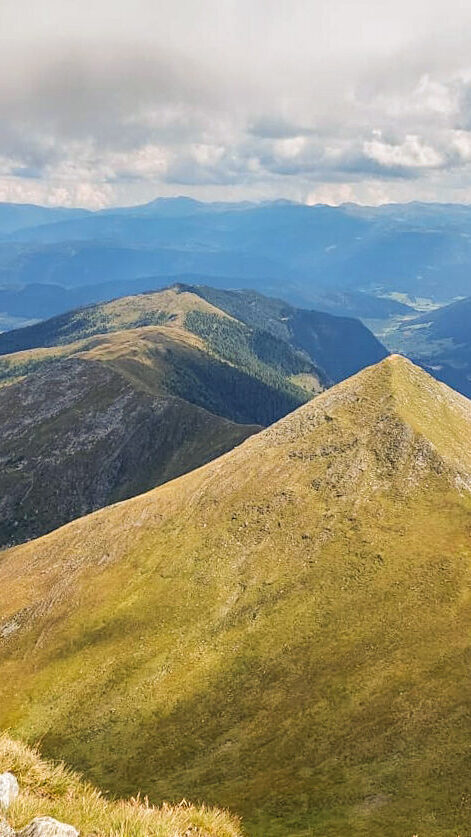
[273,137,308,160]
[0,178,113,208]
[363,134,444,169]
[451,130,471,161]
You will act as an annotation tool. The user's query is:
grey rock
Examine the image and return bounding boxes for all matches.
[0,818,15,837]
[0,774,19,811]
[16,818,78,837]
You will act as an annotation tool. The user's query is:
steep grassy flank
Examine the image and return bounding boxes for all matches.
[0,735,242,837]
[0,325,263,547]
[1,357,471,835]
[83,326,304,424]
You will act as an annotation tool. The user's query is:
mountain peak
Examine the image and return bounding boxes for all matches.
[382,351,409,363]
[262,355,471,490]
[2,354,471,834]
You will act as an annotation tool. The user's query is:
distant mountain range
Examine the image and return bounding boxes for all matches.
[2,355,471,836]
[0,198,471,333]
[0,284,386,546]
[0,274,415,330]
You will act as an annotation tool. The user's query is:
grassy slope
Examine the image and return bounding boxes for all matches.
[0,735,242,837]
[0,287,319,420]
[0,287,230,354]
[2,357,471,835]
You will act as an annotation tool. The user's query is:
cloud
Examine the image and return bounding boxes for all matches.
[2,0,471,205]
[363,134,444,170]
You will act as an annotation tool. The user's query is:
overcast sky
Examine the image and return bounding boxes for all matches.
[2,0,471,207]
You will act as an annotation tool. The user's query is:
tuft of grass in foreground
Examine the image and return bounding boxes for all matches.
[0,734,243,837]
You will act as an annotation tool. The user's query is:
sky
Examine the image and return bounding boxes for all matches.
[2,0,471,207]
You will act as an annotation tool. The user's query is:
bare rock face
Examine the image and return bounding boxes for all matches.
[0,818,15,837]
[0,774,19,811]
[16,819,78,837]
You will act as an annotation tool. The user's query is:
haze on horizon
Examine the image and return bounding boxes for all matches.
[2,0,471,209]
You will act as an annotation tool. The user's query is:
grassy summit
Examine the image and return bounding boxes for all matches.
[1,356,471,835]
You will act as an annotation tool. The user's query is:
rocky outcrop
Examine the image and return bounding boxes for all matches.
[16,819,78,837]
[0,775,18,811]
[0,818,15,837]
[0,776,77,837]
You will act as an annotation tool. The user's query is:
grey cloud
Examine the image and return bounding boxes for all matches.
[1,0,471,205]
[248,118,315,140]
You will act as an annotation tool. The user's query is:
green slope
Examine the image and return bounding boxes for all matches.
[1,356,471,835]
[0,734,241,837]
[192,284,388,383]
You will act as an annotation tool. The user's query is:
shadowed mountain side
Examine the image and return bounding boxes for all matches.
[193,285,388,383]
[386,295,471,399]
[0,353,259,546]
[1,357,471,835]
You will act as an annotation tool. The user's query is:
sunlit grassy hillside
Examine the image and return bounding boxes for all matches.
[1,356,471,835]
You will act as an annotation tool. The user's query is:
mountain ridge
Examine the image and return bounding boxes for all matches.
[2,355,471,835]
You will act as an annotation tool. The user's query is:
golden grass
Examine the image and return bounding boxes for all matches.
[0,735,242,837]
[98,288,235,330]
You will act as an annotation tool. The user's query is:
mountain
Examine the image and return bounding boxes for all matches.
[385,295,471,397]
[0,277,413,331]
[192,285,388,383]
[1,356,471,836]
[0,734,241,837]
[0,285,386,546]
[0,284,387,387]
[0,344,259,548]
[0,200,470,323]
[0,204,89,236]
